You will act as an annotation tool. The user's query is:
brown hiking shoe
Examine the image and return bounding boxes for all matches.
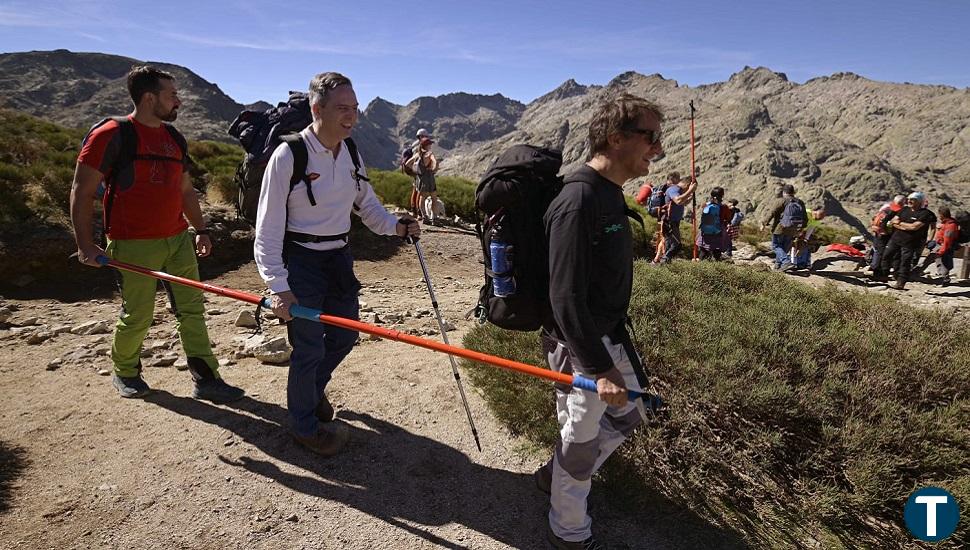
[292,422,349,457]
[893,280,906,290]
[316,393,334,423]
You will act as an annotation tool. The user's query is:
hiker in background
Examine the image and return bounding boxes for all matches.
[873,192,936,290]
[254,72,419,456]
[634,180,653,206]
[658,171,697,263]
[409,129,440,225]
[70,65,245,403]
[917,206,959,284]
[792,206,825,271]
[866,195,905,274]
[762,183,806,272]
[401,131,424,220]
[537,92,663,550]
[696,186,726,260]
[724,198,744,258]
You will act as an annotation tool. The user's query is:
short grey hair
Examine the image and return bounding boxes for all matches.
[308,72,352,108]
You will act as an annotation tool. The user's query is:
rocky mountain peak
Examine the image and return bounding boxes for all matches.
[728,66,790,91]
[534,78,588,104]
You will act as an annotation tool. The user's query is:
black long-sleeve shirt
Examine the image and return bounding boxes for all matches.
[543,166,633,375]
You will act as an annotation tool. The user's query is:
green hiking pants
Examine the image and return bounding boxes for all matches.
[106,231,220,380]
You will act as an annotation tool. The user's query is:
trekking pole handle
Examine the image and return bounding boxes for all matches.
[400,219,419,243]
[571,375,662,408]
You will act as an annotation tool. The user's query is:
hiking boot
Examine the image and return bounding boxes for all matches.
[892,280,906,290]
[316,393,335,423]
[534,462,552,495]
[778,263,794,272]
[193,378,245,404]
[547,524,605,550]
[112,374,151,398]
[292,423,349,457]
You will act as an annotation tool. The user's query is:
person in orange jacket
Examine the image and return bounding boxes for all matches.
[918,206,960,283]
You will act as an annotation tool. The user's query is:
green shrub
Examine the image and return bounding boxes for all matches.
[368,169,414,210]
[462,261,969,548]
[188,140,244,201]
[0,109,242,233]
[367,168,481,221]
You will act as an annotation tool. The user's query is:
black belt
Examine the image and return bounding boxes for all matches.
[284,231,348,243]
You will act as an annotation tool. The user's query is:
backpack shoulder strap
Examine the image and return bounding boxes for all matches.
[282,134,312,203]
[162,123,189,159]
[343,137,369,190]
[112,117,137,181]
[101,116,136,236]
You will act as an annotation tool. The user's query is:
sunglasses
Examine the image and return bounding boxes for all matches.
[623,126,662,145]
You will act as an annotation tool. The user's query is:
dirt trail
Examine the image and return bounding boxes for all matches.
[0,226,745,550]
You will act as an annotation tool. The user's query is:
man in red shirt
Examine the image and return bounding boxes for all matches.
[70,65,244,403]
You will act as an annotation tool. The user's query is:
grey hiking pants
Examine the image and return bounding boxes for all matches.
[542,333,645,542]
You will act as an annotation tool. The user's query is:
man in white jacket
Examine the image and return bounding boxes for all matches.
[254,72,419,456]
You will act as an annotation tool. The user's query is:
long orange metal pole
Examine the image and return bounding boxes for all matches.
[96,256,659,405]
[690,100,698,260]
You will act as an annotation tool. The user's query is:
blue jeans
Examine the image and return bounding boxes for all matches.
[772,234,794,268]
[284,244,360,436]
[795,246,811,268]
[661,223,682,263]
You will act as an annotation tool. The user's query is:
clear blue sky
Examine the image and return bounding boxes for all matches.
[2,0,968,108]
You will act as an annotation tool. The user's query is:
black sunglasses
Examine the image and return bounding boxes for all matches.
[622,126,662,145]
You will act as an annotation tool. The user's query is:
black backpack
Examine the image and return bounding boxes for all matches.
[227,92,365,226]
[472,145,645,332]
[81,117,187,236]
[399,143,416,177]
[473,145,564,331]
[646,183,669,218]
[780,197,807,229]
[954,209,970,245]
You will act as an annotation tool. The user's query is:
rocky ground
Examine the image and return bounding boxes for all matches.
[0,224,966,550]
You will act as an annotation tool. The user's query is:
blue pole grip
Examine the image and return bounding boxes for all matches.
[573,375,662,407]
[95,255,109,266]
[261,298,325,324]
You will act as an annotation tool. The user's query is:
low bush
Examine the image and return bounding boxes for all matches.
[188,140,244,201]
[0,109,241,234]
[462,261,969,548]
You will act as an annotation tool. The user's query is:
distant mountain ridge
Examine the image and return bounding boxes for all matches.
[1,50,967,229]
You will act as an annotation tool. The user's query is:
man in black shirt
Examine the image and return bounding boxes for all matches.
[537,93,664,550]
[875,191,936,290]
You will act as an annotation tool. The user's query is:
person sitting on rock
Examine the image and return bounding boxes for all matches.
[917,206,959,284]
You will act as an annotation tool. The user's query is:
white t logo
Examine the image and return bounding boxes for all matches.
[915,495,949,537]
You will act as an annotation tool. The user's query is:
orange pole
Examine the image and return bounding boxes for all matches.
[98,256,577,387]
[690,100,698,260]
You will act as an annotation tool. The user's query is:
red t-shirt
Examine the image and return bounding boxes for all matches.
[77,116,189,240]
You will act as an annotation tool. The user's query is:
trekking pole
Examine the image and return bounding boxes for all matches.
[94,256,661,408]
[690,100,698,260]
[409,237,482,452]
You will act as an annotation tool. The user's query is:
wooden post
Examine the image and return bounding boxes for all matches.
[960,244,969,280]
